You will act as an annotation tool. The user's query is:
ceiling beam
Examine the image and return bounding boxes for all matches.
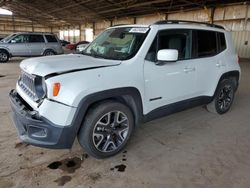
[98,0,172,14]
[47,0,92,14]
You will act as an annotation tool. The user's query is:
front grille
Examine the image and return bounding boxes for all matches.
[18,72,38,101]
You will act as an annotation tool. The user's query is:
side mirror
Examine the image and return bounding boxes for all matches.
[156,49,178,65]
[10,40,16,43]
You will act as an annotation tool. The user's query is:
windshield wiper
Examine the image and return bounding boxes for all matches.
[81,50,125,60]
[82,51,108,59]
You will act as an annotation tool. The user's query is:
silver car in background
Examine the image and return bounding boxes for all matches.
[0,32,63,63]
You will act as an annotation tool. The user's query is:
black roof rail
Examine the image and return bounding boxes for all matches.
[153,20,224,30]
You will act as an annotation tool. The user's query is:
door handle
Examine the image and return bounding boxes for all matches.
[184,67,196,73]
[216,63,221,67]
[216,62,226,67]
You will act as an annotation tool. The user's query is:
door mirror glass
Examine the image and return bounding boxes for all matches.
[10,39,16,43]
[157,49,178,64]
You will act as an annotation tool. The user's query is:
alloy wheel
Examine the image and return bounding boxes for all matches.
[92,111,129,153]
[0,52,8,62]
[45,51,54,56]
[217,84,234,111]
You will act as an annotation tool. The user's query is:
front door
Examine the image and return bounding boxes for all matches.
[8,34,29,56]
[144,29,197,114]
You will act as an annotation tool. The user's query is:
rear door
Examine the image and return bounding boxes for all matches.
[27,34,46,56]
[45,34,62,54]
[193,30,227,96]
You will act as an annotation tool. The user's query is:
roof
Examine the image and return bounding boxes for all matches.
[12,32,55,35]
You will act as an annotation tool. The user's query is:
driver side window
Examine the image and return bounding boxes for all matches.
[146,29,192,62]
[11,34,28,43]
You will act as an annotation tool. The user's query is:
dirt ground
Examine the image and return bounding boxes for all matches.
[0,58,250,188]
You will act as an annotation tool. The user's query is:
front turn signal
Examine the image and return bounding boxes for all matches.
[53,83,60,96]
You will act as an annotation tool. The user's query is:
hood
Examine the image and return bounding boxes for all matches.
[20,54,121,77]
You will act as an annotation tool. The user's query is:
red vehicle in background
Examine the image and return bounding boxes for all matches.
[65,41,89,50]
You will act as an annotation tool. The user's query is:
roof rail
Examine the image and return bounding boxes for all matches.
[111,24,127,27]
[153,20,224,30]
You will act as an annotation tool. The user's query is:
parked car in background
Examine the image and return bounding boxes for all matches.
[60,40,70,46]
[0,32,63,63]
[65,41,89,50]
[76,42,89,53]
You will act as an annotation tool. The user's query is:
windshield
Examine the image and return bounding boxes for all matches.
[0,33,17,43]
[83,27,149,60]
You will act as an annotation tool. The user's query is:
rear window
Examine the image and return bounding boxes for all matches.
[196,30,217,58]
[45,35,58,42]
[28,34,45,43]
[218,32,226,52]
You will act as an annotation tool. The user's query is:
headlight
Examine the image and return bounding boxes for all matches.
[34,76,47,99]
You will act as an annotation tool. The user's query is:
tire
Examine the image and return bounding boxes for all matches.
[206,79,236,114]
[43,50,55,56]
[78,101,134,159]
[0,50,9,63]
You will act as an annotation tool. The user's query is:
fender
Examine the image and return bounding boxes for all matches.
[0,47,11,56]
[213,70,240,97]
[58,87,144,148]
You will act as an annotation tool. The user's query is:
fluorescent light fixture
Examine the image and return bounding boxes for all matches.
[0,8,12,15]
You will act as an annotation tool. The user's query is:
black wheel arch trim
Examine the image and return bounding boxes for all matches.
[67,87,144,147]
[214,70,240,97]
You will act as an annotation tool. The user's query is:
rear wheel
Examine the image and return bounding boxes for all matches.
[0,50,9,63]
[78,101,134,159]
[43,50,55,56]
[207,79,236,114]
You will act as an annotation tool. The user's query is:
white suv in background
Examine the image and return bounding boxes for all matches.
[9,20,240,158]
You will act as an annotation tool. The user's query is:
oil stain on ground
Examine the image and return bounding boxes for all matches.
[49,154,88,186]
[110,164,127,172]
[47,157,82,173]
[110,150,127,172]
[54,176,72,186]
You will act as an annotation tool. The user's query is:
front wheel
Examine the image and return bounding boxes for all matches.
[207,79,236,114]
[0,50,9,63]
[78,101,134,159]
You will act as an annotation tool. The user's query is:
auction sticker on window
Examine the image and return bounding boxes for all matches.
[129,27,149,33]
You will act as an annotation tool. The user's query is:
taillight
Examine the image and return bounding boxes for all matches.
[53,83,60,96]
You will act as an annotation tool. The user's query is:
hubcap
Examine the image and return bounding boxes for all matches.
[0,53,7,61]
[217,84,234,111]
[45,51,54,56]
[92,111,129,153]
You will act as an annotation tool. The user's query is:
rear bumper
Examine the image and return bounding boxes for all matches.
[9,90,76,149]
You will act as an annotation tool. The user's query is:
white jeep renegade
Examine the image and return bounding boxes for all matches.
[9,20,241,158]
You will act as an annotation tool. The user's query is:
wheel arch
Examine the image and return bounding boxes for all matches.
[68,87,144,144]
[213,70,240,97]
[43,48,56,55]
[0,48,10,56]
